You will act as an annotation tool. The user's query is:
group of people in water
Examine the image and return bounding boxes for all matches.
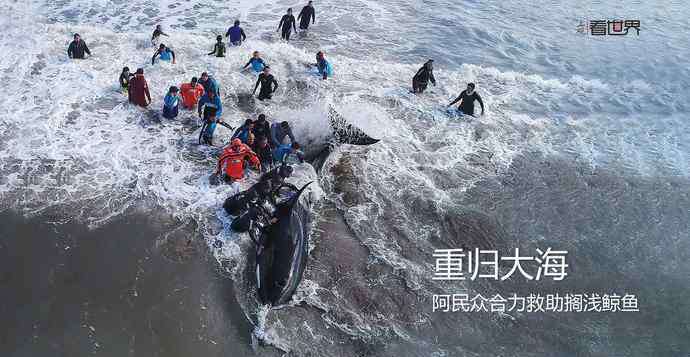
[67,0,485,209]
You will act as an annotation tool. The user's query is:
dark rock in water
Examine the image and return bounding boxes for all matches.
[235,92,254,112]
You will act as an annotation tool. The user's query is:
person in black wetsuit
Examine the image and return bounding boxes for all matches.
[119,66,134,93]
[208,35,226,57]
[297,1,315,30]
[448,83,485,116]
[277,8,297,41]
[253,66,279,101]
[412,59,436,94]
[67,33,91,59]
[151,25,169,46]
[252,114,272,142]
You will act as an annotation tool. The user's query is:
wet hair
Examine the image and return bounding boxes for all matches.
[244,119,253,126]
[136,68,144,74]
[287,7,292,12]
[253,51,260,56]
[159,43,166,49]
[467,83,475,89]
[169,86,179,93]
[191,76,198,83]
[234,20,240,26]
[280,121,289,128]
[73,33,80,39]
[291,142,300,149]
[257,136,268,143]
[201,71,208,77]
[216,35,222,41]
[257,113,266,121]
[122,66,129,72]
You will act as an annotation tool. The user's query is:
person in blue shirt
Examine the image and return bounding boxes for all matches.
[232,119,255,144]
[152,44,176,65]
[273,142,304,163]
[315,51,333,80]
[198,72,220,96]
[270,121,296,147]
[243,51,267,72]
[162,86,180,119]
[226,20,247,46]
[198,90,223,120]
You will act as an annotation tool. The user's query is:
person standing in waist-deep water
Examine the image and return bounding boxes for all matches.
[208,35,226,57]
[226,20,247,46]
[297,1,316,30]
[67,33,91,59]
[180,77,205,109]
[448,83,485,116]
[253,66,279,101]
[232,119,255,144]
[198,72,220,96]
[119,67,134,93]
[412,59,436,94]
[162,86,180,119]
[277,8,297,41]
[315,51,333,80]
[152,44,176,65]
[128,68,151,107]
[270,121,296,147]
[151,25,169,46]
[243,51,267,72]
[252,114,272,142]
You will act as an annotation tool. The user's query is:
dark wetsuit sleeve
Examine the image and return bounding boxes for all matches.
[474,92,484,112]
[287,127,295,143]
[292,15,297,31]
[253,75,262,94]
[413,67,424,81]
[151,50,159,65]
[241,29,246,41]
[278,16,285,30]
[170,50,175,61]
[243,59,251,68]
[313,7,315,22]
[271,76,279,92]
[208,44,217,56]
[430,70,436,85]
[449,90,465,106]
[67,42,74,58]
[84,42,91,55]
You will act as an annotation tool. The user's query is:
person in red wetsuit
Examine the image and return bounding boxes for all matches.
[216,138,261,183]
[128,68,151,107]
[180,77,205,109]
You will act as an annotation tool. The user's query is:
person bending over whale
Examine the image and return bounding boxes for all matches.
[448,82,484,116]
[412,59,436,94]
[297,1,316,30]
[152,44,176,65]
[277,8,297,42]
[151,25,169,46]
[208,35,226,57]
[215,138,261,183]
[253,66,279,101]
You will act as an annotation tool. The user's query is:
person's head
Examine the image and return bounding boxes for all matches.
[191,76,198,85]
[287,8,292,14]
[291,142,300,151]
[258,136,268,147]
[244,119,254,128]
[201,72,209,80]
[308,1,313,5]
[156,25,162,30]
[263,65,271,74]
[425,59,434,69]
[252,51,260,58]
[216,35,222,42]
[122,66,129,74]
[234,20,240,27]
[231,138,242,151]
[466,82,475,93]
[280,121,290,130]
[73,33,81,41]
[278,164,293,178]
[159,44,166,51]
[169,86,179,94]
[316,51,324,60]
[207,90,215,99]
[247,132,255,145]
[257,113,266,122]
[136,68,144,75]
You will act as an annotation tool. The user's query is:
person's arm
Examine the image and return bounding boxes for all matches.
[151,51,158,65]
[270,125,279,146]
[243,58,251,68]
[287,129,296,143]
[162,31,169,37]
[197,98,205,117]
[448,91,463,107]
[208,44,217,56]
[475,93,485,115]
[231,126,242,139]
[241,29,246,41]
[215,97,223,117]
[271,77,279,92]
[144,83,151,103]
[170,50,176,64]
[292,16,297,32]
[430,71,436,85]
[322,67,328,80]
[413,67,424,81]
[297,9,303,21]
[84,43,91,56]
[312,7,316,23]
[119,75,126,87]
[253,76,261,94]
[67,42,74,58]
[277,17,284,31]
[296,150,305,163]
[215,154,227,174]
[225,28,231,37]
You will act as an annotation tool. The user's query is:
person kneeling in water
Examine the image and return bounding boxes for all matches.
[162,86,180,119]
[243,51,267,72]
[152,44,176,65]
[208,35,226,57]
[216,138,261,183]
[315,51,333,80]
[412,59,436,94]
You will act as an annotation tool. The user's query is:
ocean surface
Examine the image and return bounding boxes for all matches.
[1,0,689,356]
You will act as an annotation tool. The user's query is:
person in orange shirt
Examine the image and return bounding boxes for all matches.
[215,138,261,183]
[179,77,205,109]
